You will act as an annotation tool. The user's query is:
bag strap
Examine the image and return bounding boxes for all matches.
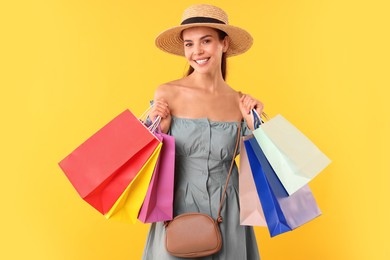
[216,123,241,223]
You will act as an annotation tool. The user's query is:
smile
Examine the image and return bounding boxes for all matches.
[195,58,210,64]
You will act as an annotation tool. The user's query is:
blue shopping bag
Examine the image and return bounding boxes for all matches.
[244,137,291,237]
[246,134,322,229]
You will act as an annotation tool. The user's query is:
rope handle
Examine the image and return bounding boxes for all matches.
[139,103,163,133]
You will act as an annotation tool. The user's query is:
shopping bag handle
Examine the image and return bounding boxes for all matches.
[148,116,161,133]
[139,103,163,133]
[251,109,262,129]
[139,105,154,122]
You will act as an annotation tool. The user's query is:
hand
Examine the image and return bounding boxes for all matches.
[238,94,264,131]
[149,99,171,133]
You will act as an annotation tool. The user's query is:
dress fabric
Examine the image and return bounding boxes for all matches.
[142,116,260,260]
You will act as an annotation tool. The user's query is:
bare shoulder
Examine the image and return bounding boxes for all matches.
[154,80,179,99]
[224,84,243,102]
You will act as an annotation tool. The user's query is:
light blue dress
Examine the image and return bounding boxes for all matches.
[142,116,260,260]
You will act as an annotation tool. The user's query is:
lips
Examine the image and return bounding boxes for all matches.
[195,58,210,64]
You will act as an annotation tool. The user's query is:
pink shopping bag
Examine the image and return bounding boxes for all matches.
[138,131,175,223]
[239,136,266,226]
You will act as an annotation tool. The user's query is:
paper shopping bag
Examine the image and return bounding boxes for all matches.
[138,131,175,223]
[239,136,266,226]
[245,137,291,237]
[248,136,322,229]
[253,114,331,195]
[105,142,162,223]
[58,109,160,214]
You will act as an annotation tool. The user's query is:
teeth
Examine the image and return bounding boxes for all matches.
[195,58,209,64]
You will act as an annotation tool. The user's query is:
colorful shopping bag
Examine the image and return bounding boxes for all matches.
[58,109,160,214]
[138,131,175,223]
[253,114,331,195]
[248,136,322,230]
[239,136,266,226]
[105,142,162,223]
[245,137,291,237]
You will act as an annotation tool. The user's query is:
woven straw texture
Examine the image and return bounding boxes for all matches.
[155,4,253,57]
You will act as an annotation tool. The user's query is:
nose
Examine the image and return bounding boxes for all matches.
[194,43,204,55]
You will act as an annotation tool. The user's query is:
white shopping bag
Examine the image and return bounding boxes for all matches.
[253,114,331,195]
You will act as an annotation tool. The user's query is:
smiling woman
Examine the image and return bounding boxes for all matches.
[183,28,228,79]
[142,4,263,260]
[182,27,228,78]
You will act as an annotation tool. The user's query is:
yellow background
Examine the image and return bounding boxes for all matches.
[1,0,389,259]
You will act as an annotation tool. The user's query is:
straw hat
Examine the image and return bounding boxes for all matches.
[155,4,253,57]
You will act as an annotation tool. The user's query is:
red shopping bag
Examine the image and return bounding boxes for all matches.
[58,109,160,214]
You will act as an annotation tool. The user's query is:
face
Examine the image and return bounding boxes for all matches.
[182,26,228,75]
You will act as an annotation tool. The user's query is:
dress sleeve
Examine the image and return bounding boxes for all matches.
[237,119,252,156]
[241,119,252,137]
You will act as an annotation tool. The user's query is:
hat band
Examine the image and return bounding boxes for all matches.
[181,17,226,25]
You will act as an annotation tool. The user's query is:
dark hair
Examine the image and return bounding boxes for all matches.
[185,29,228,80]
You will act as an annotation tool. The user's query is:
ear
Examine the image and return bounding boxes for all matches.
[222,36,229,53]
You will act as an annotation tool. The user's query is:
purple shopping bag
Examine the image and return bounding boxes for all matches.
[138,131,175,223]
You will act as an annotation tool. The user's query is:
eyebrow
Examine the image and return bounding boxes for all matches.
[183,34,213,42]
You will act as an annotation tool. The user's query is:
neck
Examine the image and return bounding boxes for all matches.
[189,69,226,93]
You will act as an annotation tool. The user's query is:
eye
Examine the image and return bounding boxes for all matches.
[202,39,211,44]
[184,42,193,47]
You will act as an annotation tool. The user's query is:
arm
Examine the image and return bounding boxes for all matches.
[149,85,172,134]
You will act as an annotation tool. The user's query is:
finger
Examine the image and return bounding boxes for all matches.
[156,106,171,118]
[152,101,170,114]
[249,100,259,110]
[154,100,169,109]
[257,102,264,112]
[242,95,250,105]
[245,98,255,113]
[152,109,166,120]
[240,94,250,106]
[239,95,251,114]
[153,104,169,114]
[245,95,253,106]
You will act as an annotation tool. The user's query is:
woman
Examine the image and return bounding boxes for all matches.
[143,4,263,259]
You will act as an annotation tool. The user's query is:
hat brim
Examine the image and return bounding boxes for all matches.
[155,23,253,57]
